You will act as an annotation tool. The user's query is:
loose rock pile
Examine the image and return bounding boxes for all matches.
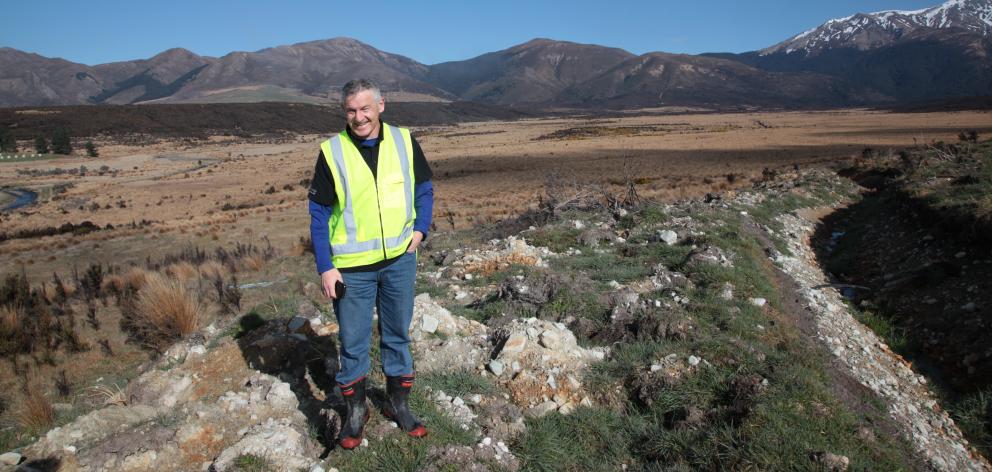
[17,333,323,471]
[410,294,607,417]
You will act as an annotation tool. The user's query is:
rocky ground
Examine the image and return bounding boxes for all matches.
[3,166,989,471]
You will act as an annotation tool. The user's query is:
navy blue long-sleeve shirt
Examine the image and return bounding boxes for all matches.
[308,123,433,274]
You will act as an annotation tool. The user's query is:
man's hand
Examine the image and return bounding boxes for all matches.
[320,269,343,299]
[406,231,424,254]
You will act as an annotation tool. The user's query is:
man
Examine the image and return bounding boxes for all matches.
[308,79,434,449]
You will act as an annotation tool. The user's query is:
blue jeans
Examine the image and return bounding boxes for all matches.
[333,251,417,385]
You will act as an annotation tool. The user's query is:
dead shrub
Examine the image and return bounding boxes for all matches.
[18,386,55,431]
[288,236,310,257]
[213,274,242,315]
[88,382,130,406]
[465,253,540,277]
[101,274,125,295]
[58,320,89,352]
[77,263,104,301]
[125,273,206,349]
[55,370,72,399]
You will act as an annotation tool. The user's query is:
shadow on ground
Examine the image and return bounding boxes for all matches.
[811,168,992,396]
[233,313,343,456]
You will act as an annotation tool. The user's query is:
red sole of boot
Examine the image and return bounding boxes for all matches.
[340,436,362,449]
[408,425,428,438]
[383,410,428,438]
[339,410,371,449]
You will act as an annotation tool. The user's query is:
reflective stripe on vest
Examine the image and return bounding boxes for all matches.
[321,124,415,267]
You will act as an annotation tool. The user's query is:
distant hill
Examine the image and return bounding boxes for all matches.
[557,52,885,109]
[0,38,451,108]
[1,0,989,109]
[425,39,634,105]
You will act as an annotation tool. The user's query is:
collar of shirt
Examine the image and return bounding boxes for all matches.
[346,120,383,148]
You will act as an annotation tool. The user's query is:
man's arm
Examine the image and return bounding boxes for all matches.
[308,152,343,298]
[414,181,434,237]
[309,200,334,275]
[407,136,434,252]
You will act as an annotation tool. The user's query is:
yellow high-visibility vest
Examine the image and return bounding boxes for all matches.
[320,123,416,268]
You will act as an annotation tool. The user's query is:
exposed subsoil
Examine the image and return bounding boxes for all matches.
[813,171,992,397]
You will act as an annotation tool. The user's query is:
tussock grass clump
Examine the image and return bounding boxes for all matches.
[124,273,206,349]
[41,282,59,305]
[0,306,22,355]
[17,386,54,432]
[240,254,265,272]
[198,260,227,281]
[164,262,198,284]
[123,267,148,291]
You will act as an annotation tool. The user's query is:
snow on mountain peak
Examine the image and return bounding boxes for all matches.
[762,0,992,56]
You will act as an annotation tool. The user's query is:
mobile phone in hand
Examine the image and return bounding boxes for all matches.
[335,280,347,299]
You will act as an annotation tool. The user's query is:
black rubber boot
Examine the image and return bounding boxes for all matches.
[383,375,427,437]
[338,377,369,449]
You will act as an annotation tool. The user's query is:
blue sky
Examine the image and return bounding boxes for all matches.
[3,1,941,65]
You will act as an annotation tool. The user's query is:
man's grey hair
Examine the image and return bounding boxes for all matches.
[341,79,382,106]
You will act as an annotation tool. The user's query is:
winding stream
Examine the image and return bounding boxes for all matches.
[1,187,38,212]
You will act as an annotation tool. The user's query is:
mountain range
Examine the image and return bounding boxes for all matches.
[1,0,989,109]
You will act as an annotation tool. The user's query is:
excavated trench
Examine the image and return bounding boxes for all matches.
[770,168,992,470]
[814,170,992,397]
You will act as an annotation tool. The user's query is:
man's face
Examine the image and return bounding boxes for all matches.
[344,90,384,140]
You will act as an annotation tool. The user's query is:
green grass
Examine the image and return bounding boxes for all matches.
[415,274,447,300]
[562,198,915,471]
[232,453,275,472]
[616,203,670,231]
[513,406,638,472]
[420,370,499,397]
[543,282,607,328]
[525,226,582,253]
[907,141,992,223]
[949,388,992,458]
[551,248,653,284]
[855,309,909,353]
[0,430,17,455]
[0,153,60,163]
